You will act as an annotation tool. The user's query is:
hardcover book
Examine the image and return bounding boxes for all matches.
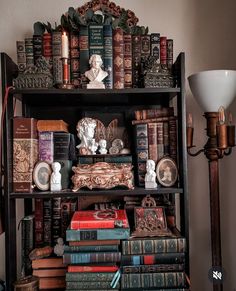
[70,30,80,87]
[52,31,63,85]
[25,37,34,67]
[160,36,167,65]
[64,244,119,253]
[66,272,116,282]
[16,40,26,72]
[79,25,90,88]
[103,24,113,89]
[132,34,141,88]
[32,257,66,269]
[78,154,132,164]
[124,33,132,88]
[38,131,54,164]
[113,27,124,89]
[66,281,120,289]
[13,117,38,192]
[70,209,129,229]
[122,263,185,273]
[34,198,44,247]
[21,215,34,275]
[67,265,119,273]
[150,33,160,62]
[89,24,104,59]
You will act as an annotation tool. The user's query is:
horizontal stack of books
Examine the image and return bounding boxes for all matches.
[64,209,130,290]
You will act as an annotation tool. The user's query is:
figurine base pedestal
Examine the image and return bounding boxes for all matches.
[57,83,75,89]
[87,81,105,89]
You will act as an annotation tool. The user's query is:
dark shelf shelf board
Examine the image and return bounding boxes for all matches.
[10,187,183,198]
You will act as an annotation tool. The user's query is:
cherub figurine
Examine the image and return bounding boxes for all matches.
[50,162,62,191]
[145,159,157,189]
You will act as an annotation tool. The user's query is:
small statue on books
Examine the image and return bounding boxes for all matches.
[85,54,108,89]
[54,237,65,256]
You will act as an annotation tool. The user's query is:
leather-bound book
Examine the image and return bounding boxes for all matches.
[16,40,26,72]
[42,32,53,72]
[167,38,174,69]
[103,24,113,89]
[70,30,80,87]
[33,34,43,65]
[132,34,141,88]
[52,31,63,86]
[113,27,124,89]
[150,33,160,62]
[79,25,90,88]
[124,33,132,88]
[160,36,167,65]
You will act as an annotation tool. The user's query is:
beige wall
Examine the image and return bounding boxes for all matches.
[1,0,236,290]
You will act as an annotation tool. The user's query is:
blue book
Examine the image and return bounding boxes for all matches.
[63,252,121,264]
[64,244,119,252]
[66,227,130,241]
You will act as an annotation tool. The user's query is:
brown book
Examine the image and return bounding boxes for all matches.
[13,117,38,192]
[123,33,132,88]
[70,30,80,87]
[32,257,66,269]
[160,36,167,65]
[37,119,68,132]
[33,268,67,277]
[113,27,124,89]
[69,239,120,246]
[42,32,53,72]
[134,107,174,121]
[132,34,141,88]
[132,115,177,125]
[34,198,44,247]
[148,123,158,163]
[39,277,66,289]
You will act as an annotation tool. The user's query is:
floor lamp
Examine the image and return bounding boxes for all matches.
[187,70,236,291]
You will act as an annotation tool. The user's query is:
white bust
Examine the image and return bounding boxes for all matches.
[76,118,97,152]
[50,162,62,191]
[85,54,108,89]
[145,159,157,189]
[98,139,107,154]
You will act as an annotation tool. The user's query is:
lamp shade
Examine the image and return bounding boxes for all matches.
[188,70,236,112]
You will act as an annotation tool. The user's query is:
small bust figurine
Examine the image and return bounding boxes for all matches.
[50,162,62,191]
[89,138,98,155]
[98,139,107,154]
[76,118,97,154]
[145,159,157,189]
[85,54,108,89]
[54,237,65,256]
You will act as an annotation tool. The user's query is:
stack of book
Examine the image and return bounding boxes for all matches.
[32,257,67,290]
[64,209,130,290]
[120,234,188,290]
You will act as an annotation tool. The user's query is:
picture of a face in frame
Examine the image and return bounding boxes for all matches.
[156,157,178,187]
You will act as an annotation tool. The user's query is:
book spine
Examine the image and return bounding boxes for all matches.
[53,132,71,160]
[66,228,130,241]
[122,237,187,255]
[132,35,141,88]
[39,277,66,290]
[167,39,174,69]
[52,31,63,85]
[121,272,186,289]
[21,215,34,275]
[16,41,26,72]
[121,252,185,265]
[132,115,176,125]
[33,268,67,277]
[140,34,151,87]
[34,198,44,247]
[68,239,120,246]
[70,30,80,87]
[63,252,121,264]
[156,122,164,161]
[31,257,65,269]
[103,24,113,89]
[122,263,185,273]
[38,131,54,164]
[169,118,178,162]
[133,123,148,186]
[134,107,174,121]
[78,154,132,164]
[43,198,52,246]
[124,33,132,88]
[67,265,119,273]
[13,117,38,192]
[25,37,34,67]
[52,197,61,245]
[113,27,124,89]
[148,123,158,163]
[61,199,71,240]
[66,281,120,289]
[33,34,43,65]
[163,121,170,155]
[79,25,90,88]
[160,36,167,65]
[150,33,160,62]
[64,244,119,252]
[42,32,53,71]
[89,24,104,59]
[66,272,115,282]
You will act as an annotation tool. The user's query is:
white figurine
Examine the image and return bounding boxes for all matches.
[76,117,97,153]
[54,237,65,256]
[85,54,108,89]
[50,162,62,191]
[145,159,157,189]
[89,138,98,154]
[98,139,107,154]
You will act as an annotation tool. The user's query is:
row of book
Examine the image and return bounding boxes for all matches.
[16,24,174,89]
[132,107,177,186]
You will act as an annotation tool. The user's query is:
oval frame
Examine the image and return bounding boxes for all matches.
[33,161,52,191]
[156,157,178,187]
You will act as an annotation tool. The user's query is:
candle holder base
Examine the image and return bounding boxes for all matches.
[57,83,75,90]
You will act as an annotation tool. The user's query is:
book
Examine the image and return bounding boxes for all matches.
[67,265,119,273]
[53,132,73,160]
[121,252,185,265]
[167,39,174,69]
[122,263,185,273]
[38,131,54,164]
[124,33,132,88]
[32,257,66,269]
[78,154,132,164]
[121,272,186,289]
[33,34,43,65]
[63,252,121,264]
[52,31,63,85]
[21,215,34,275]
[79,25,90,88]
[113,27,124,89]
[89,24,104,59]
[64,244,119,252]
[42,32,53,72]
[37,119,69,132]
[34,198,44,247]
[61,198,75,239]
[16,40,26,72]
[66,281,120,289]
[33,268,67,277]
[160,36,167,65]
[103,24,113,89]
[122,237,186,255]
[70,30,80,87]
[13,117,38,192]
[68,239,120,246]
[66,272,116,282]
[39,277,66,289]
[66,227,130,241]
[52,197,61,244]
[24,37,34,67]
[134,107,174,121]
[132,34,141,88]
[150,33,160,62]
[148,122,158,163]
[43,198,52,246]
[70,209,129,229]
[132,115,176,125]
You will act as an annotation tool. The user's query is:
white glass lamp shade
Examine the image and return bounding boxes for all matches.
[188,70,236,112]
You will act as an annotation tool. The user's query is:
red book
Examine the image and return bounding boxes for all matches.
[70,209,129,229]
[67,265,119,273]
[69,239,120,246]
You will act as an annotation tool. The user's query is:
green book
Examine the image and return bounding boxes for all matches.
[89,24,104,60]
[66,272,115,282]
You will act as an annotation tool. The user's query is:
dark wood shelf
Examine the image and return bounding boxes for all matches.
[10,187,183,198]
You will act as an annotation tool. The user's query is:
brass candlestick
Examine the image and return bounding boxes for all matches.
[58,58,75,89]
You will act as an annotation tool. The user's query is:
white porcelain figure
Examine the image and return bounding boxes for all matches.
[54,237,65,256]
[76,117,97,152]
[85,54,108,89]
[145,159,157,189]
[50,162,62,191]
[98,139,107,154]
